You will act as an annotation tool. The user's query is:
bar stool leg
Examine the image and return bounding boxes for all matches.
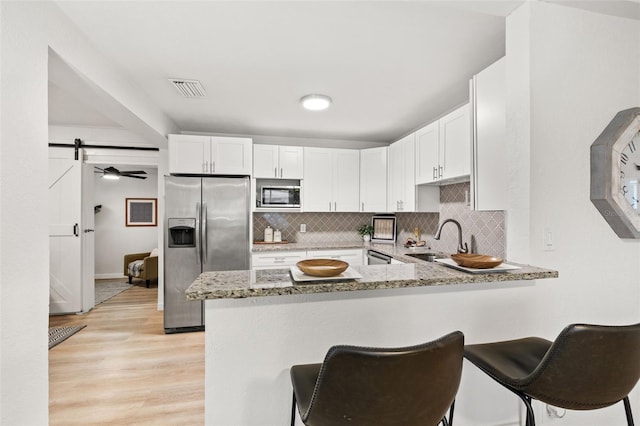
[624,396,634,426]
[291,393,297,426]
[514,393,535,426]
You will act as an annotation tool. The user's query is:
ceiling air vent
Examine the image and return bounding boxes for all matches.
[169,78,206,98]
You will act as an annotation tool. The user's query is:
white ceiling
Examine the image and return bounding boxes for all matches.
[49,0,640,145]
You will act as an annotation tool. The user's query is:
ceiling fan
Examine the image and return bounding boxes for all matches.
[95,166,147,180]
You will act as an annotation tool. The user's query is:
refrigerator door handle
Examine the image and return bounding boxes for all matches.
[202,202,208,264]
[196,202,202,265]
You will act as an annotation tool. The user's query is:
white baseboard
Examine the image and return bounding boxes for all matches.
[157,303,163,311]
[95,273,127,280]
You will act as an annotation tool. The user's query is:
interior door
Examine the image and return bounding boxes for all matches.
[49,147,82,314]
[81,162,95,312]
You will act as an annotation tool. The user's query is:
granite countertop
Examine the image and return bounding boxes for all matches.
[186,243,558,300]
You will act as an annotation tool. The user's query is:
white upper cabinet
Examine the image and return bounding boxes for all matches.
[360,146,388,212]
[169,134,252,175]
[440,104,470,180]
[303,147,360,212]
[212,137,253,175]
[415,121,440,184]
[387,134,415,212]
[415,103,470,184]
[470,57,506,211]
[168,134,210,174]
[334,149,360,212]
[303,148,333,211]
[253,144,303,179]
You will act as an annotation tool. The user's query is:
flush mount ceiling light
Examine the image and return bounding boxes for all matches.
[300,94,332,111]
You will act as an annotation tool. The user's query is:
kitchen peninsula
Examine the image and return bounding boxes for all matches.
[187,247,557,425]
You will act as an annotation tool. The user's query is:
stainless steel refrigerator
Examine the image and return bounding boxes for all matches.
[164,176,250,333]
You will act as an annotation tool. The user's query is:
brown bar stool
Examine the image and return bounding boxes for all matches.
[464,323,640,426]
[289,331,464,426]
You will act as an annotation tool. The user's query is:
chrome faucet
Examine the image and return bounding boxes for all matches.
[434,219,469,254]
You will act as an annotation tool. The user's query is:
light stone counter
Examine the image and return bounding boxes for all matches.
[186,259,558,301]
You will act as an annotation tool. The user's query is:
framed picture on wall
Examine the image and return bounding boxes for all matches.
[126,198,157,227]
[371,215,397,243]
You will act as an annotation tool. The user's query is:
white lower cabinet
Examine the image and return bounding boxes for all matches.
[251,251,306,270]
[304,249,364,266]
[252,249,364,270]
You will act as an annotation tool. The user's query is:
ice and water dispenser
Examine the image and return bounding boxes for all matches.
[168,218,196,248]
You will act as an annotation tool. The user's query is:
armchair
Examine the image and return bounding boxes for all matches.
[124,249,158,288]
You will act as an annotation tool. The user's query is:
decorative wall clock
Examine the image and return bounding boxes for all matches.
[591,107,640,238]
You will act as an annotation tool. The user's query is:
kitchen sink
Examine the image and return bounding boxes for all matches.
[405,252,446,262]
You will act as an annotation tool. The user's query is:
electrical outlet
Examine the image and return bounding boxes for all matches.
[545,404,566,421]
[300,224,306,233]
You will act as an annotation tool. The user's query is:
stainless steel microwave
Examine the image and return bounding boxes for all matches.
[260,185,300,208]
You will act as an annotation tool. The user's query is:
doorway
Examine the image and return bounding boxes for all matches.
[92,163,159,285]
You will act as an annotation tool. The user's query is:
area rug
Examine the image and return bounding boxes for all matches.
[95,279,133,306]
[48,325,86,349]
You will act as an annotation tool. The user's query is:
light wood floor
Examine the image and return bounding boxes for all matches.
[49,283,204,425]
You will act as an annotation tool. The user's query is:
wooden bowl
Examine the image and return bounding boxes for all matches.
[296,259,349,277]
[450,253,503,269]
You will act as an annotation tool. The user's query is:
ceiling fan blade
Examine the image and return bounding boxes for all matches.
[120,173,147,179]
[94,166,148,179]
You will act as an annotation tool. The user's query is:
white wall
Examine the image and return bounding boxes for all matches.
[94,168,159,278]
[0,2,173,424]
[506,2,640,424]
[0,4,49,424]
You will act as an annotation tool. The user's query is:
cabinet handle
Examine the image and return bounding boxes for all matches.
[274,167,278,178]
[439,165,443,178]
[203,162,208,173]
[396,200,400,211]
[280,168,283,178]
[433,167,437,180]
[212,161,216,173]
[273,258,285,263]
[362,202,364,212]
[329,202,332,211]
[334,202,337,211]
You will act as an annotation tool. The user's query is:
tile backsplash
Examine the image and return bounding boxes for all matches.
[427,182,505,258]
[254,182,506,258]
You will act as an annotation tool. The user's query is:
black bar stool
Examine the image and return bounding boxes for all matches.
[464,323,640,426]
[290,331,464,426]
